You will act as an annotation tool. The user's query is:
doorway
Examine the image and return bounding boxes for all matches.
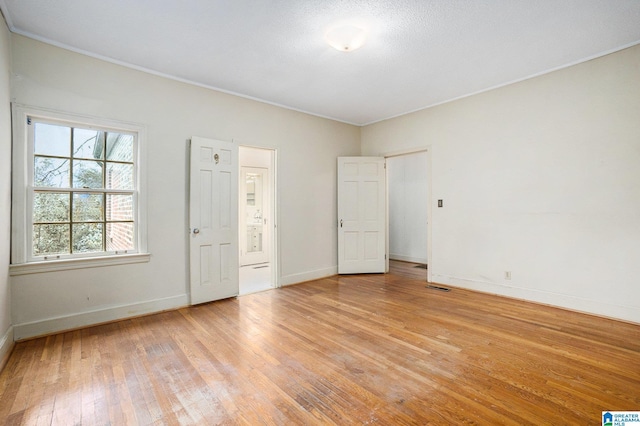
[239,146,276,294]
[386,150,429,281]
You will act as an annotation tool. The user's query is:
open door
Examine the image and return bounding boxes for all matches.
[189,136,239,304]
[338,157,386,274]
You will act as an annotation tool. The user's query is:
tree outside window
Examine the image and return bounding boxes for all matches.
[31,121,136,257]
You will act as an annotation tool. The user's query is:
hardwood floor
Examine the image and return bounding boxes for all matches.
[1,273,639,425]
[389,259,428,281]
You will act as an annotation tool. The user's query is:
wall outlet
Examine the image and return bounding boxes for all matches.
[505,271,511,280]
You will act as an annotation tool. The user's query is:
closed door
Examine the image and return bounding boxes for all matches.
[337,157,386,274]
[189,136,239,304]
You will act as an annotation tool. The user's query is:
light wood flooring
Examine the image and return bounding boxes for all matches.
[1,272,639,425]
[389,259,428,281]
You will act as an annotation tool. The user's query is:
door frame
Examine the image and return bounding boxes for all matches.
[383,146,432,282]
[238,144,279,288]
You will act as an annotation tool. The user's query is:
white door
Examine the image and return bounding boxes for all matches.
[239,166,270,266]
[338,157,386,274]
[189,136,239,304]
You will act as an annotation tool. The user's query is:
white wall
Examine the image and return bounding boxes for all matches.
[0,16,13,362]
[10,35,360,339]
[362,45,640,324]
[387,152,428,264]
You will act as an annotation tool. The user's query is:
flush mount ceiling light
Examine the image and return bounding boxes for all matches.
[325,24,367,52]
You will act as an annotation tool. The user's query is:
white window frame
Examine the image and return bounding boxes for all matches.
[10,104,149,275]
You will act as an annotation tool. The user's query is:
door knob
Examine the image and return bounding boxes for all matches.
[193,228,200,234]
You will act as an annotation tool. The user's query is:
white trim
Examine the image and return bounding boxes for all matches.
[384,159,390,273]
[11,104,148,265]
[383,146,432,283]
[0,1,14,30]
[2,4,640,127]
[383,147,429,158]
[273,149,280,288]
[10,252,150,276]
[11,105,29,264]
[13,103,146,135]
[361,40,640,126]
[0,325,14,371]
[280,266,337,287]
[13,294,188,341]
[7,28,359,126]
[432,274,640,325]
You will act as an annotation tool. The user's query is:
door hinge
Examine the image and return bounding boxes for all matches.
[27,116,32,125]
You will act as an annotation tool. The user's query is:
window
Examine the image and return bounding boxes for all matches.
[11,105,148,273]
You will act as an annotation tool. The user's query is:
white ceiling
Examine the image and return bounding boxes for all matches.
[1,0,640,126]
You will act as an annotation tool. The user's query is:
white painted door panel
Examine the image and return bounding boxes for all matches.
[338,157,386,274]
[190,136,239,304]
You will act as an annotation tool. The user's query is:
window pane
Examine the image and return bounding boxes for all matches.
[73,128,105,160]
[25,114,141,261]
[106,163,134,190]
[73,160,104,188]
[72,193,104,222]
[34,123,70,157]
[34,156,70,188]
[33,192,70,223]
[72,223,103,253]
[106,223,134,251]
[106,194,133,221]
[106,133,134,162]
[33,224,70,256]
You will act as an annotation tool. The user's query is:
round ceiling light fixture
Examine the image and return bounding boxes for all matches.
[325,24,367,52]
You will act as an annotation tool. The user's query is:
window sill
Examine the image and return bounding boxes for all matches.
[9,253,151,276]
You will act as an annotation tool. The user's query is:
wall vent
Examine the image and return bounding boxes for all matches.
[426,284,450,292]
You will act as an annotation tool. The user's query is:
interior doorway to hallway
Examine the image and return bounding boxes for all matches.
[239,146,276,295]
[386,150,429,281]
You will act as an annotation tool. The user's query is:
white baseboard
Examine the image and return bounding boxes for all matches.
[13,294,189,341]
[280,266,337,287]
[389,254,428,264]
[432,274,640,325]
[0,325,14,372]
